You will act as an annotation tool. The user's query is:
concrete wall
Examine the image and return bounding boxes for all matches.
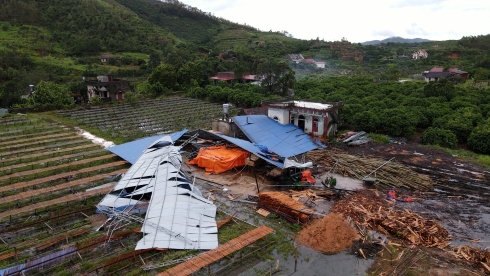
[267,108,289,124]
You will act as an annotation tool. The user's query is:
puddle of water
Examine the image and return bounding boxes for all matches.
[239,246,373,276]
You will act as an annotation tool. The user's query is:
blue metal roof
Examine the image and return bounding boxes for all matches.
[232,115,318,158]
[208,131,284,168]
[107,129,188,164]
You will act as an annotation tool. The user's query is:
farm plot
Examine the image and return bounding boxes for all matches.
[55,97,227,142]
[0,114,130,274]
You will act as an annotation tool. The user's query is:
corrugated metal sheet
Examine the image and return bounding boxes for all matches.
[98,135,218,251]
[106,129,188,164]
[0,247,76,276]
[232,115,318,158]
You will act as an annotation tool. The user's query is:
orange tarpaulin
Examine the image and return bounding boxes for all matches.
[187,145,250,174]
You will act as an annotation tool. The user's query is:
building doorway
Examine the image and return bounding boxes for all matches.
[298,115,305,131]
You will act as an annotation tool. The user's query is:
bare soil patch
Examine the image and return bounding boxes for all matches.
[296,213,359,254]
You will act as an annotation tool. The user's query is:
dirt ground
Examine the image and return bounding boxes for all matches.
[184,141,490,275]
[296,213,359,254]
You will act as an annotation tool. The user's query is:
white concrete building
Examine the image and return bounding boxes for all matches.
[261,100,343,138]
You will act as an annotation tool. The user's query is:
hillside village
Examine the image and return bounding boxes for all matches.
[0,0,490,275]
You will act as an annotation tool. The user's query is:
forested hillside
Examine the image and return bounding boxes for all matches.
[1,0,490,154]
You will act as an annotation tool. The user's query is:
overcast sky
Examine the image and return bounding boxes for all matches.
[181,0,490,43]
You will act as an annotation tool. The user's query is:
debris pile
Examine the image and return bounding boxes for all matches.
[453,245,490,274]
[258,192,313,223]
[289,189,337,202]
[307,151,432,190]
[296,213,359,254]
[333,190,450,248]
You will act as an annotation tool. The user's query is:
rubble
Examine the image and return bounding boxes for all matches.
[333,190,451,249]
[258,192,313,223]
[452,245,490,274]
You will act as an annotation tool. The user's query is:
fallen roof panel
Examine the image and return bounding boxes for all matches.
[107,129,188,164]
[232,115,318,158]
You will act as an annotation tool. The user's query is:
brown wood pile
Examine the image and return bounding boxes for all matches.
[333,190,450,249]
[259,192,313,223]
[306,150,432,190]
[453,245,490,274]
[289,189,336,203]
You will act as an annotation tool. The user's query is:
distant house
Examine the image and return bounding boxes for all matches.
[449,68,469,78]
[210,72,261,84]
[100,54,114,63]
[315,62,325,68]
[287,54,325,68]
[85,75,131,102]
[285,54,305,63]
[412,49,428,59]
[422,67,449,82]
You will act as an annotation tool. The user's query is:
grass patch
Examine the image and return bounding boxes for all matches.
[430,145,490,169]
[368,133,390,144]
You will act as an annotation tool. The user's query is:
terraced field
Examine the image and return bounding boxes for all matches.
[55,97,226,143]
[0,107,275,276]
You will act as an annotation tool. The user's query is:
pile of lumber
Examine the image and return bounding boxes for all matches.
[259,192,313,222]
[306,151,432,190]
[452,245,490,274]
[333,190,450,248]
[289,189,336,203]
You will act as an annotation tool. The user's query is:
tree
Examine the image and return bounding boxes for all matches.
[148,52,161,70]
[33,81,72,108]
[423,79,456,101]
[380,107,420,136]
[396,47,404,56]
[148,64,177,91]
[257,59,295,96]
[468,121,490,154]
[352,111,379,133]
[420,127,457,148]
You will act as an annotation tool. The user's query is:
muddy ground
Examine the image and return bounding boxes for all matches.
[186,141,490,275]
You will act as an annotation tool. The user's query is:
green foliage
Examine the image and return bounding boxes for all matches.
[421,127,458,148]
[380,107,419,136]
[423,79,456,101]
[32,81,73,109]
[467,121,490,154]
[368,133,390,144]
[352,111,379,132]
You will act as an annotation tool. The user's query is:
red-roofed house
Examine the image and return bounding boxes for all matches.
[448,68,469,78]
[210,72,260,83]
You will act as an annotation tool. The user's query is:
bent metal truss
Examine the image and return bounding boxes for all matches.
[96,135,218,250]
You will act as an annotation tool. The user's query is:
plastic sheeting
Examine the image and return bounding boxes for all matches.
[186,145,250,174]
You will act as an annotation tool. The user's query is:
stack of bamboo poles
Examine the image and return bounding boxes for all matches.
[307,151,432,190]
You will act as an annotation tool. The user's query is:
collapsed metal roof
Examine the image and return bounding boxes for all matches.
[98,135,218,250]
[232,115,319,158]
[106,129,188,164]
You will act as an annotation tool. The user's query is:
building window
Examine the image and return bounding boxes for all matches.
[273,116,279,122]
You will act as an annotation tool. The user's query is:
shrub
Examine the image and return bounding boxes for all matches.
[467,123,490,154]
[420,127,458,149]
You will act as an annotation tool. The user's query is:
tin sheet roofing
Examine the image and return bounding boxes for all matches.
[107,129,188,164]
[232,115,318,158]
[98,135,218,250]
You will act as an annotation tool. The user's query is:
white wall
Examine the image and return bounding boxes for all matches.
[268,108,289,125]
